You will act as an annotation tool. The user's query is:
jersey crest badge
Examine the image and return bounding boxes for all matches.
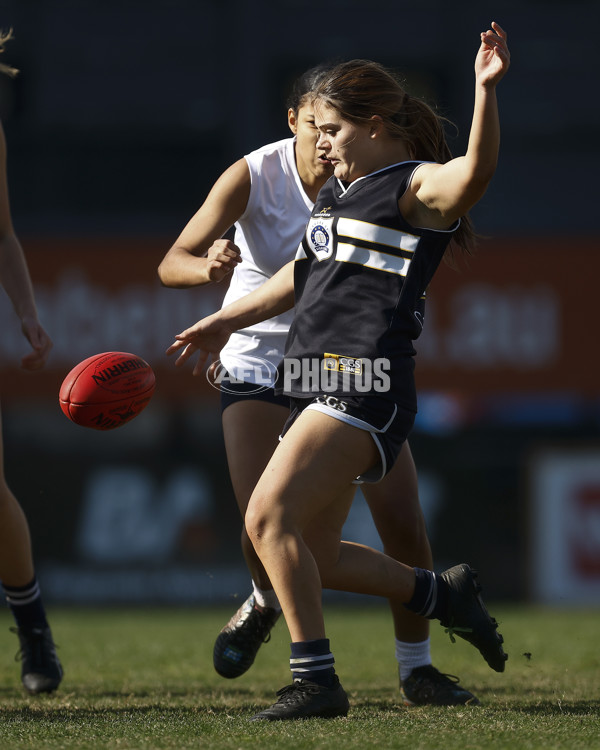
[306,217,335,261]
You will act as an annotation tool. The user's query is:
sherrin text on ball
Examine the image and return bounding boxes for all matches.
[59,351,155,430]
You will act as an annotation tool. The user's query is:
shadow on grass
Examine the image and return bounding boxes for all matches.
[0,703,257,720]
[59,686,259,699]
[475,683,600,710]
[0,684,267,720]
[512,701,600,716]
[0,690,195,700]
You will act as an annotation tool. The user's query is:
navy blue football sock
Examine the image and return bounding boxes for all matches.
[404,567,449,621]
[290,638,336,687]
[3,577,48,629]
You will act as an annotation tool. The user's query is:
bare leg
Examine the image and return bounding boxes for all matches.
[363,442,432,642]
[245,408,506,691]
[245,409,417,642]
[0,412,35,586]
[213,400,289,679]
[223,401,432,627]
[222,399,288,590]
[0,408,63,694]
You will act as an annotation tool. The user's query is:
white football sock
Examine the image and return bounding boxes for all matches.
[252,580,281,611]
[395,637,432,682]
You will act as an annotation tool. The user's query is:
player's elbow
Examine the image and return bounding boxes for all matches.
[157,258,180,288]
[157,263,172,288]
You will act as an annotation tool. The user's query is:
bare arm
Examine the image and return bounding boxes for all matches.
[402,22,510,229]
[157,158,251,287]
[0,123,52,370]
[166,259,296,375]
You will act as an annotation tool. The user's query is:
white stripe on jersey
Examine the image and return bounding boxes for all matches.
[337,217,419,253]
[336,242,412,276]
[335,218,419,276]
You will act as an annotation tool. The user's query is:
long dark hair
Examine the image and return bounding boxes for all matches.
[313,59,477,258]
[286,63,338,115]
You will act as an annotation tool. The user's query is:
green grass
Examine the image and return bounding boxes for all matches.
[0,604,598,749]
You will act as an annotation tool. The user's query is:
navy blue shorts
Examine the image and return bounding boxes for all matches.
[220,372,290,414]
[281,394,415,483]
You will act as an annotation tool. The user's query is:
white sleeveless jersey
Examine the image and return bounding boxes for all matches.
[219,137,313,385]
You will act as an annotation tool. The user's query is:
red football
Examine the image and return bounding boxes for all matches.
[59,351,156,430]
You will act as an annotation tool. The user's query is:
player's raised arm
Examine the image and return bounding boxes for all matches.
[167,259,296,375]
[0,122,53,370]
[157,158,250,287]
[404,22,510,228]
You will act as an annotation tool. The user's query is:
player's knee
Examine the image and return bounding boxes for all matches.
[245,502,274,550]
[246,497,296,555]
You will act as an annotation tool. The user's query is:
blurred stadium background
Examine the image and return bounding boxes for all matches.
[0,0,598,607]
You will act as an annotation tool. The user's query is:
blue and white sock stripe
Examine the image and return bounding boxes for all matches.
[420,573,438,618]
[3,580,41,606]
[290,653,335,672]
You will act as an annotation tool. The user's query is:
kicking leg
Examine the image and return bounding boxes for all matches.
[363,443,478,705]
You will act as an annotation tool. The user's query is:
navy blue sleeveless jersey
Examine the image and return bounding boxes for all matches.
[277,161,458,411]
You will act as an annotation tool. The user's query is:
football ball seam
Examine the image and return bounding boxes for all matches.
[59,352,156,430]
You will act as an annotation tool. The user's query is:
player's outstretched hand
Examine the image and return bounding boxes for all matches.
[20,317,53,371]
[476,21,510,87]
[166,313,233,376]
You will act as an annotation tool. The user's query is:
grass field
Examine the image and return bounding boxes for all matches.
[0,603,598,749]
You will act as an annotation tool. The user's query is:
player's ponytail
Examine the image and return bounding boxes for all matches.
[397,93,476,261]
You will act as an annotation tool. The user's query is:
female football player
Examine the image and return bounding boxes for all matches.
[0,29,63,694]
[159,65,478,705]
[168,22,510,720]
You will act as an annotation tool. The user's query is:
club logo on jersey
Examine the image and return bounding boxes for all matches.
[323,352,363,376]
[306,217,334,261]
